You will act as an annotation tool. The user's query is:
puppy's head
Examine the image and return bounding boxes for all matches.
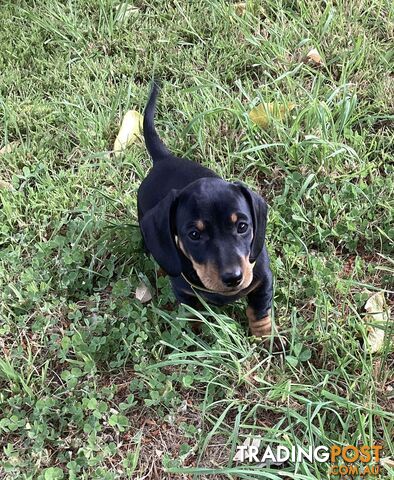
[140,178,268,292]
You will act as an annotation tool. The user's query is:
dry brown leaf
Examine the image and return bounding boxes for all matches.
[0,179,14,191]
[307,48,322,65]
[234,2,247,15]
[135,281,152,303]
[114,110,143,157]
[249,102,295,129]
[364,291,390,353]
[0,141,19,155]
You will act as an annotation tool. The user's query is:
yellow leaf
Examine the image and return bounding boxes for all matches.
[364,291,390,353]
[249,102,295,129]
[307,48,322,65]
[114,110,143,157]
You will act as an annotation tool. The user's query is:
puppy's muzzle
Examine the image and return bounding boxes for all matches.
[221,270,243,288]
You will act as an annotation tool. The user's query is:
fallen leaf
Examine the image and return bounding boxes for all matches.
[0,141,19,155]
[233,437,262,462]
[0,179,14,191]
[249,102,295,129]
[251,437,261,450]
[381,457,394,468]
[306,48,322,65]
[178,400,188,412]
[233,437,251,462]
[364,291,390,353]
[114,110,143,157]
[234,2,247,15]
[135,281,152,303]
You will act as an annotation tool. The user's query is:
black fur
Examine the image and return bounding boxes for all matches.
[137,82,273,320]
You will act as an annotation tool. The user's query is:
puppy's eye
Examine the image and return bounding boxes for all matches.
[237,222,248,234]
[188,230,201,240]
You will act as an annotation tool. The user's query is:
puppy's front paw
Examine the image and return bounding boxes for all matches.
[246,306,272,337]
[247,307,288,352]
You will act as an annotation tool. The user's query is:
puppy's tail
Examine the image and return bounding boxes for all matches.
[143,80,171,161]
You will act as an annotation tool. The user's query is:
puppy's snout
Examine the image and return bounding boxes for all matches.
[221,269,243,288]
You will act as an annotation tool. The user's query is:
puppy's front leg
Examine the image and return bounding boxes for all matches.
[246,270,273,338]
[247,307,272,337]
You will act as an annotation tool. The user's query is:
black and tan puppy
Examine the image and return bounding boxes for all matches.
[137,82,273,337]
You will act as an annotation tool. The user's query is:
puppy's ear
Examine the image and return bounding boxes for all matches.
[139,190,182,277]
[235,183,268,262]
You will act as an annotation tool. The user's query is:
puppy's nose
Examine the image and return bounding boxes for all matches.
[221,270,243,288]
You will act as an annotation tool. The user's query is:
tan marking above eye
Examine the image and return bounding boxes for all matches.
[195,220,205,231]
[230,213,238,223]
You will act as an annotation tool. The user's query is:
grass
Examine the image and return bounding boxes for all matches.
[0,0,393,478]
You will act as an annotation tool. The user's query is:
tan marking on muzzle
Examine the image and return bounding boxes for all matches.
[190,260,225,291]
[241,255,254,290]
[178,239,224,290]
[178,239,255,293]
[247,307,272,337]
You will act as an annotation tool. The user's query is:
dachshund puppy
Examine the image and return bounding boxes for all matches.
[137,82,273,337]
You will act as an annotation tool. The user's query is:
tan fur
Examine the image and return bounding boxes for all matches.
[190,260,225,291]
[178,240,254,293]
[179,239,225,291]
[230,213,238,223]
[240,255,253,290]
[247,306,272,337]
[196,220,205,231]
